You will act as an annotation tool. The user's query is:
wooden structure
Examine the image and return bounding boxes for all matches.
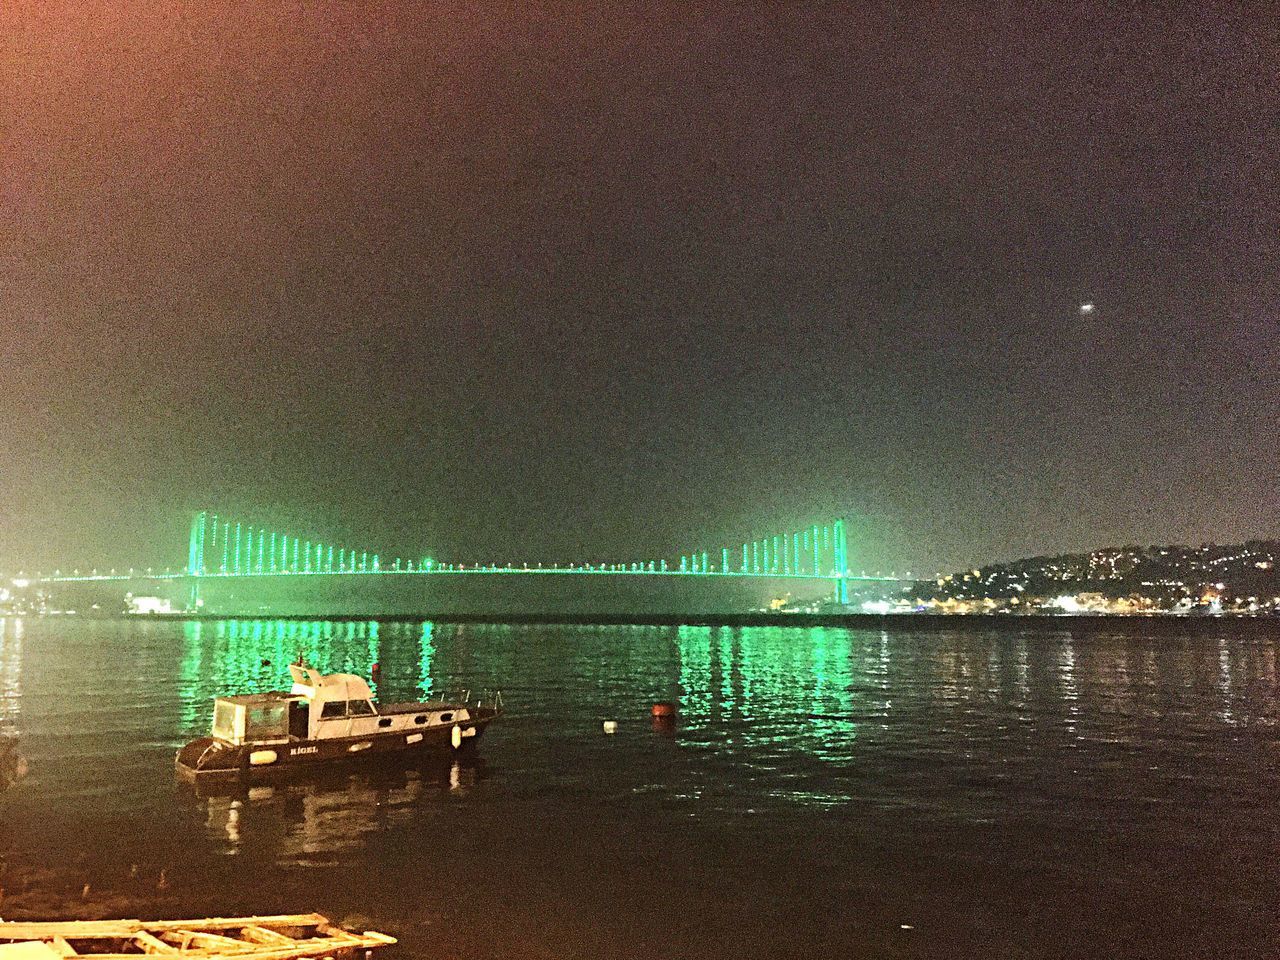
[0,913,395,959]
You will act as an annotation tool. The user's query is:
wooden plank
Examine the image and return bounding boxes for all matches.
[0,921,142,939]
[0,915,329,938]
[82,942,395,960]
[315,923,362,943]
[315,922,395,945]
[148,915,328,933]
[0,914,395,959]
[4,942,401,960]
[240,927,297,947]
[225,945,382,960]
[160,930,247,950]
[131,932,178,954]
[0,944,65,960]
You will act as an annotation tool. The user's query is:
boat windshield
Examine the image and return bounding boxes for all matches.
[245,702,288,740]
[212,701,238,741]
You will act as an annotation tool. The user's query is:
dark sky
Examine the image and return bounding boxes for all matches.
[2,2,1277,576]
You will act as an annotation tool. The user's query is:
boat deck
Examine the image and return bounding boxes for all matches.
[377,700,460,715]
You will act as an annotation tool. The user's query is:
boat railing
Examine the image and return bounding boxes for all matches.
[457,689,504,712]
[433,689,504,713]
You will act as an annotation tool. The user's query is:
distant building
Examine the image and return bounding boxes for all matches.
[126,595,174,615]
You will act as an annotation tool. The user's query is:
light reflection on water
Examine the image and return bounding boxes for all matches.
[196,760,484,865]
[0,618,21,729]
[2,617,1280,959]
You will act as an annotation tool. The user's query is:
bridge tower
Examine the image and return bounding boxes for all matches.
[834,517,849,606]
[186,510,207,610]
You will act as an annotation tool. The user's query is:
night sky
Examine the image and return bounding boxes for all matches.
[2,3,1276,576]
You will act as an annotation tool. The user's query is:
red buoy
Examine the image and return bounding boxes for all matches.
[651,701,676,718]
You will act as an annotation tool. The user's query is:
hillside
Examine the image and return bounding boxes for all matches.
[905,540,1279,614]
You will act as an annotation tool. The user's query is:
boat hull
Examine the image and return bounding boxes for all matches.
[176,709,498,781]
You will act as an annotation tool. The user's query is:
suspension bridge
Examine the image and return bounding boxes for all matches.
[11,511,904,607]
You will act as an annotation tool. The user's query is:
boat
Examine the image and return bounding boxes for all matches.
[0,913,394,958]
[176,662,500,781]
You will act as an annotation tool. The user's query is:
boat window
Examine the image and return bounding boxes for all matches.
[439,712,453,723]
[320,700,347,719]
[414,715,427,725]
[378,718,392,728]
[212,701,238,740]
[348,700,376,717]
[246,703,288,740]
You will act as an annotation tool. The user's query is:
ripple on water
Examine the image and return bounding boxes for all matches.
[2,617,1280,959]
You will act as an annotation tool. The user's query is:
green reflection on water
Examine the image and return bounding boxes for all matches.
[807,627,858,752]
[419,621,435,700]
[675,625,865,762]
[176,619,453,727]
[179,621,204,730]
[180,620,390,700]
[675,626,712,733]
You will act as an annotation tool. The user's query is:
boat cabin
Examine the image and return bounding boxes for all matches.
[207,664,472,747]
[211,692,309,745]
[179,662,498,778]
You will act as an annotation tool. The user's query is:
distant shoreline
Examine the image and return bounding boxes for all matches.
[42,610,1280,627]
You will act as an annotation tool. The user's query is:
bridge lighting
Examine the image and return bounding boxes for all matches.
[42,510,892,590]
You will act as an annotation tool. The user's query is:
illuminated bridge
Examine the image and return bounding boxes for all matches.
[14,510,903,606]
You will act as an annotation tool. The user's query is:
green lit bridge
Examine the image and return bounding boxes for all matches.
[12,511,904,606]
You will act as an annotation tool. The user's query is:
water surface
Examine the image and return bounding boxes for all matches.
[1,616,1278,958]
